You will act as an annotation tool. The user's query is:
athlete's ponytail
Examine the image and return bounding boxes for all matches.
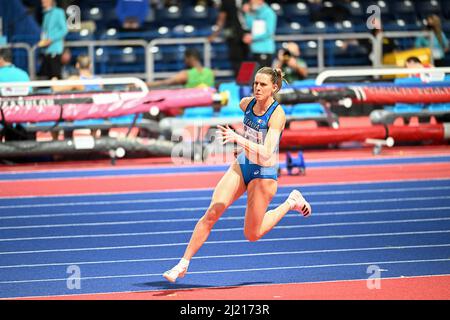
[273,68,284,94]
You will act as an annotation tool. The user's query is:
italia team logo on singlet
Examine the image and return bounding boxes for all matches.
[243,98,278,146]
[243,123,265,144]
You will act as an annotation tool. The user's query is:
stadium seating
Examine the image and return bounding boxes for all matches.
[6,0,450,78]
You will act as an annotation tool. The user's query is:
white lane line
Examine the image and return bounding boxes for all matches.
[1,205,449,231]
[1,258,449,284]
[0,229,449,256]
[2,217,450,236]
[1,206,449,242]
[318,195,450,205]
[2,185,450,210]
[1,200,450,223]
[0,205,212,220]
[1,243,449,269]
[0,196,212,211]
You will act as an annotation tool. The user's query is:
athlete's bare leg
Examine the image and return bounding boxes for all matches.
[243,178,278,242]
[163,160,246,282]
[243,179,311,242]
[182,160,246,260]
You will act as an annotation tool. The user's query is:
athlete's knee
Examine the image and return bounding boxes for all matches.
[244,228,262,242]
[202,202,226,227]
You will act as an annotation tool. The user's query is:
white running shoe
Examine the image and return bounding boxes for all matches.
[163,264,188,283]
[287,189,312,217]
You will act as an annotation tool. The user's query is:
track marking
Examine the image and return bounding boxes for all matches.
[1,258,449,284]
[2,185,450,211]
[1,243,448,269]
[1,194,450,223]
[1,206,449,242]
[0,229,449,255]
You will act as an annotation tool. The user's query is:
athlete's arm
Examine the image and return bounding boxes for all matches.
[208,12,226,42]
[227,97,253,157]
[147,70,188,88]
[218,106,285,162]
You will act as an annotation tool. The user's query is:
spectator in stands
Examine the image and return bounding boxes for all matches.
[404,56,424,76]
[51,54,102,140]
[0,48,31,141]
[415,14,449,67]
[115,0,150,30]
[52,54,102,92]
[208,0,249,77]
[272,42,308,82]
[404,56,435,79]
[60,47,77,79]
[0,48,30,83]
[147,48,215,88]
[405,56,432,69]
[242,0,277,68]
[37,0,68,80]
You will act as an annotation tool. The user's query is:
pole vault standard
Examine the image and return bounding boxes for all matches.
[279,123,450,148]
[277,85,450,106]
[0,78,222,161]
[276,67,450,149]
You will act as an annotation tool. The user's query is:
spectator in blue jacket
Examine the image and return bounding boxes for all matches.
[0,48,30,96]
[0,48,30,83]
[415,14,449,67]
[242,0,277,68]
[37,0,68,79]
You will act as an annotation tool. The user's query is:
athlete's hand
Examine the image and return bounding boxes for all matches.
[216,125,239,144]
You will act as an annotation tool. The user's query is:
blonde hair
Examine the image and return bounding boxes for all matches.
[427,14,446,51]
[255,67,284,94]
[76,55,91,70]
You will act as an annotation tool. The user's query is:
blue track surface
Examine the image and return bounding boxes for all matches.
[0,179,449,298]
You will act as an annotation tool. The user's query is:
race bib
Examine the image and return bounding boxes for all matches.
[244,125,263,144]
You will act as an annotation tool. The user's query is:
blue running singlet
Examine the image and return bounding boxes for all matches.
[237,98,281,185]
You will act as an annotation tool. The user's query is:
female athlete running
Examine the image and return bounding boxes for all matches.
[163,67,311,282]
